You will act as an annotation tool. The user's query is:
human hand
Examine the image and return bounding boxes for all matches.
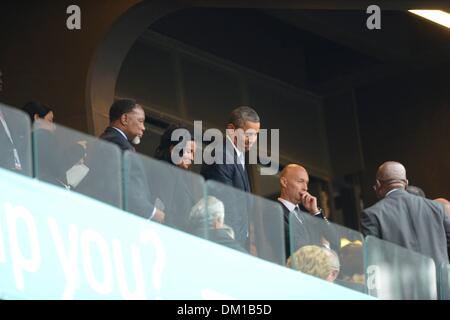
[152,209,165,223]
[301,192,319,214]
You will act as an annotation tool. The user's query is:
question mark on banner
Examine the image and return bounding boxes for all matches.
[140,228,166,299]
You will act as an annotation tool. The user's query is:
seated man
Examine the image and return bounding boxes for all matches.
[188,196,247,253]
[278,164,336,258]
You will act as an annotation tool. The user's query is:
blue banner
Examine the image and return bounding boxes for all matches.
[0,168,372,299]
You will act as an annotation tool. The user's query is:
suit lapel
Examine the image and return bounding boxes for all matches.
[108,127,135,152]
[225,139,250,192]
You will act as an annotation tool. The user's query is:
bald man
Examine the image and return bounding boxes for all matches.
[278,164,330,258]
[361,161,450,267]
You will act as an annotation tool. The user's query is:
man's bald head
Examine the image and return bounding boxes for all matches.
[374,161,409,199]
[280,164,307,180]
[279,164,309,205]
[376,161,407,181]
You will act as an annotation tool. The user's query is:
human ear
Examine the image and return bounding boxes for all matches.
[280,177,288,188]
[120,113,128,125]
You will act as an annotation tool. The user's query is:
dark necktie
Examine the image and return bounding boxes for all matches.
[293,206,303,224]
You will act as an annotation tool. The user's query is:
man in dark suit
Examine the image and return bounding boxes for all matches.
[361,161,450,268]
[100,99,164,223]
[277,164,332,259]
[201,106,260,248]
[99,99,145,152]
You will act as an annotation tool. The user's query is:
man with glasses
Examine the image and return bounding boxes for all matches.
[361,161,450,267]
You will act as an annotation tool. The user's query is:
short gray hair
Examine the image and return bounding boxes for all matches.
[228,106,260,128]
[189,196,225,227]
[324,248,341,271]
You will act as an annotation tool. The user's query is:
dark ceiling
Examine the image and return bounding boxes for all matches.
[150,7,449,94]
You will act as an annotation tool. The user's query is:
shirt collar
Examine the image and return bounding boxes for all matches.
[111,127,128,141]
[385,188,401,198]
[226,134,243,159]
[278,197,299,212]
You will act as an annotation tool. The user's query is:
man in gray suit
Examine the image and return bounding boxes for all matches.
[361,161,450,267]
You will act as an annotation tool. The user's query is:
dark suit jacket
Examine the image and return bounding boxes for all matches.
[191,227,248,254]
[100,127,135,152]
[100,127,156,218]
[201,139,251,248]
[361,189,450,267]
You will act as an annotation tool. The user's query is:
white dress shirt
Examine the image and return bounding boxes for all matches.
[226,134,245,170]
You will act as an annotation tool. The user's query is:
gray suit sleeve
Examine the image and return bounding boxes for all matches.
[443,209,450,248]
[360,210,381,238]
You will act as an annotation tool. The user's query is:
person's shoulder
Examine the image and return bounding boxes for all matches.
[100,128,134,152]
[211,229,247,253]
[101,127,124,144]
[277,200,290,213]
[364,198,384,210]
[419,196,446,213]
[362,198,388,217]
[99,127,116,140]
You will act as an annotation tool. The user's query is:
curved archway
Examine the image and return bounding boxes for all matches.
[85,0,187,135]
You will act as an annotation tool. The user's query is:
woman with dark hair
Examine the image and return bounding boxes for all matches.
[22,101,54,123]
[154,124,196,170]
[152,124,200,232]
[22,101,55,132]
[25,101,87,189]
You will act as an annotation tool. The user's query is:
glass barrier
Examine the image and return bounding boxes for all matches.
[439,263,450,300]
[123,151,206,232]
[206,180,285,265]
[364,236,437,300]
[33,121,122,208]
[288,211,366,293]
[0,103,32,176]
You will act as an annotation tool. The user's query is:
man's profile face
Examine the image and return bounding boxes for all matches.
[233,120,260,152]
[122,107,146,140]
